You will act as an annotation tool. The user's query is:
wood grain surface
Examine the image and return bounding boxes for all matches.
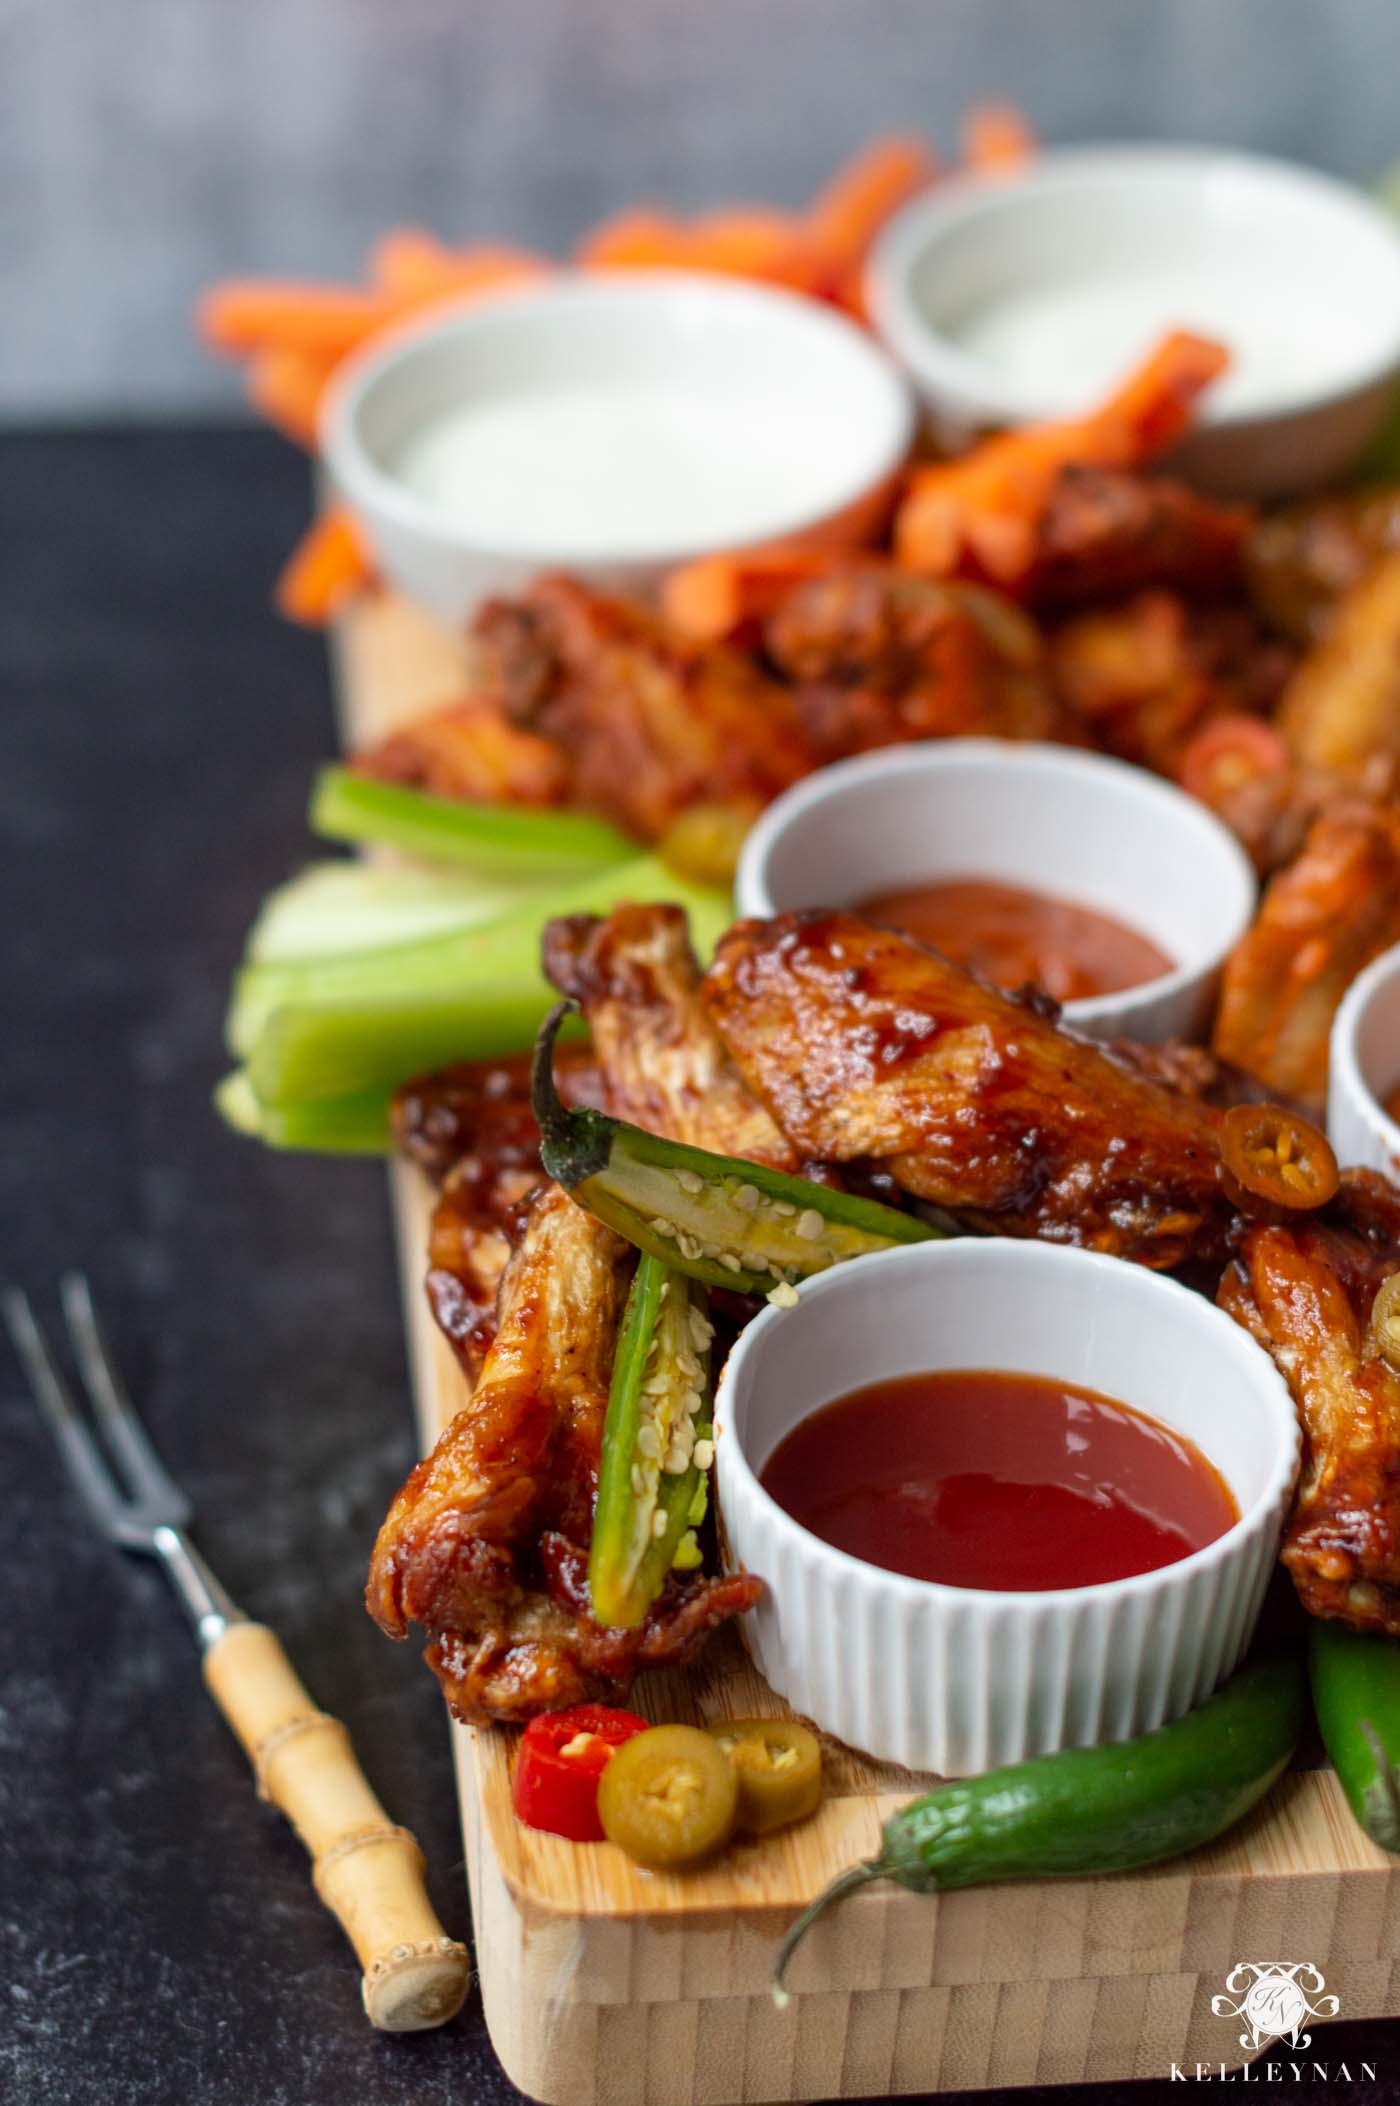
[342,589,1400,2103]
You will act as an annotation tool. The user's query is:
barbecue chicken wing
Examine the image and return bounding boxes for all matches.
[542,902,800,1165]
[762,561,1074,758]
[1275,550,1400,783]
[353,697,572,806]
[703,910,1236,1267]
[1213,799,1400,1111]
[1219,1174,1400,1635]
[367,1182,758,1721]
[474,572,815,840]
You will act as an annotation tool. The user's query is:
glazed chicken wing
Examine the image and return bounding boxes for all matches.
[1213,799,1400,1111]
[474,572,814,841]
[703,910,1234,1267]
[763,560,1074,758]
[367,1182,758,1721]
[352,697,572,806]
[542,902,800,1166]
[1276,550,1400,782]
[1219,1174,1400,1635]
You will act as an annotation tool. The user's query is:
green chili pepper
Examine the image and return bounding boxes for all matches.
[590,1254,716,1629]
[532,1002,937,1297]
[772,1646,1303,2004]
[1308,1620,1400,1853]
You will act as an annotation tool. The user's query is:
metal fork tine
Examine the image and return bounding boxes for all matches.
[59,1272,192,1525]
[2,1285,127,1539]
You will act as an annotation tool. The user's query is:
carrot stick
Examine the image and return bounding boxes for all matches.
[198,281,394,361]
[895,330,1229,582]
[275,508,375,628]
[805,136,938,284]
[575,209,694,268]
[662,547,842,640]
[245,347,339,450]
[961,103,1037,173]
[685,210,825,292]
[368,231,550,303]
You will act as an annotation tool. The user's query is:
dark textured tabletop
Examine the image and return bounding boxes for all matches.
[4,427,1398,2105]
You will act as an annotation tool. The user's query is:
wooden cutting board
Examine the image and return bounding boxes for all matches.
[338,590,1400,2104]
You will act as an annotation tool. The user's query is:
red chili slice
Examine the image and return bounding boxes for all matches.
[1219,1102,1340,1214]
[1178,715,1289,807]
[512,1703,650,1841]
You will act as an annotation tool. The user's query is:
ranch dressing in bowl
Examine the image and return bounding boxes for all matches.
[392,377,862,554]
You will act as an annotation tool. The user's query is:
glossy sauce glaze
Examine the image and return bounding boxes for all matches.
[758,1368,1238,1591]
[853,876,1174,1003]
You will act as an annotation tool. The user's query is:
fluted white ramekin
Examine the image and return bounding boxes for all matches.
[733,741,1256,1046]
[714,1240,1298,1775]
[1328,940,1400,1175]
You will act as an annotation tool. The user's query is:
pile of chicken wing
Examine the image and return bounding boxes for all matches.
[362,340,1400,1722]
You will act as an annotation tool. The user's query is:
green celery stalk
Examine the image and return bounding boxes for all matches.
[230,856,731,1072]
[246,861,549,964]
[214,1070,392,1153]
[310,766,635,875]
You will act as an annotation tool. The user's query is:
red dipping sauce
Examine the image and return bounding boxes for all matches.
[758,1368,1238,1592]
[854,876,1174,1004]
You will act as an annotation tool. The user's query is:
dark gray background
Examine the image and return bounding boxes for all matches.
[5,0,1400,415]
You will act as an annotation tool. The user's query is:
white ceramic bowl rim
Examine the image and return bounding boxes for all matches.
[734,736,1257,1017]
[869,142,1400,430]
[1332,938,1400,1153]
[715,1238,1299,1611]
[319,270,916,568]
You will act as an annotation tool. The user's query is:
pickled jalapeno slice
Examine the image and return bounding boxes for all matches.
[1218,1103,1340,1213]
[708,1718,823,1834]
[597,1724,738,1868]
[532,1001,937,1298]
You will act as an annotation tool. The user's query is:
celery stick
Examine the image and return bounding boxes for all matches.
[247,862,547,964]
[215,1070,391,1153]
[248,983,586,1105]
[228,856,731,1062]
[310,767,635,875]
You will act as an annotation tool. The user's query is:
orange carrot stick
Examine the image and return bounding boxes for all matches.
[274,508,375,628]
[245,347,339,450]
[198,282,394,362]
[684,210,825,292]
[894,330,1229,582]
[662,547,843,640]
[369,231,550,303]
[806,135,938,284]
[575,209,694,268]
[961,103,1037,173]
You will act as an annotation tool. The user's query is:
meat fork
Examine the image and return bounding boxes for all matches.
[4,1274,470,2032]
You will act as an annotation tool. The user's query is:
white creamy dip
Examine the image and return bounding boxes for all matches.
[947,264,1371,418]
[391,378,869,554]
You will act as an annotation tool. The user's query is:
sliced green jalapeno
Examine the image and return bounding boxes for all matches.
[533,1002,937,1298]
[589,1253,717,1629]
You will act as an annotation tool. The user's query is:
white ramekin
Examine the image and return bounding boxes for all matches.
[866,146,1400,498]
[733,739,1256,1045]
[713,1239,1298,1776]
[1328,940,1400,1175]
[320,273,915,628]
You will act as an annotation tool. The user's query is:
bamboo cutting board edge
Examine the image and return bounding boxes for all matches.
[344,588,1400,2104]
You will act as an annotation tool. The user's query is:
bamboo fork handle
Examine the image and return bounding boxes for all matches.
[202,1620,470,2031]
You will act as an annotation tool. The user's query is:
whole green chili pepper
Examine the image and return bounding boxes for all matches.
[773,1646,1303,2004]
[532,1002,937,1298]
[590,1253,716,1629]
[1308,1619,1400,1853]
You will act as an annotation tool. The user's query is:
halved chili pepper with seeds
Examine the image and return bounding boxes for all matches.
[512,1703,649,1841]
[532,1001,938,1296]
[589,1251,716,1629]
[1218,1102,1339,1214]
[708,1717,823,1834]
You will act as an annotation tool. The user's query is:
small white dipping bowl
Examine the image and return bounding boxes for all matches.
[734,739,1256,1044]
[1328,940,1400,1175]
[867,145,1400,498]
[714,1240,1299,1775]
[320,273,915,628]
